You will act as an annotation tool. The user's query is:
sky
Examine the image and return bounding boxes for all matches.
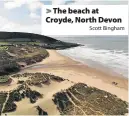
[0,0,128,34]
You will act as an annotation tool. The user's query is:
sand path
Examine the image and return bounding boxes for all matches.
[1,92,9,113]
[2,49,128,115]
[23,50,128,102]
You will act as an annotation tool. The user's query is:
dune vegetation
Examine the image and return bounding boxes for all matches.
[0,72,65,114]
[53,83,128,115]
[0,32,127,115]
[0,45,49,76]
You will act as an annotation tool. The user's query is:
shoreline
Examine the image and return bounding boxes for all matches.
[22,50,128,102]
[57,49,127,79]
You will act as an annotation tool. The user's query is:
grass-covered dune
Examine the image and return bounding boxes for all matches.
[53,83,128,115]
[0,45,49,76]
[1,73,65,114]
[0,32,80,49]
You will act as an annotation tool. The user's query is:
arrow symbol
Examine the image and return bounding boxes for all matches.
[46,9,51,13]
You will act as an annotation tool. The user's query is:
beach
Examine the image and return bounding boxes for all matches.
[3,49,128,115]
[23,50,128,102]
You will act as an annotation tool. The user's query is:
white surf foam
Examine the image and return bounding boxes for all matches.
[58,46,128,78]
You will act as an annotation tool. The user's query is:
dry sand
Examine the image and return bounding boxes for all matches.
[24,50,128,102]
[3,50,128,115]
[6,80,74,115]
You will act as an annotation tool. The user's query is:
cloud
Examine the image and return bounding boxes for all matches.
[27,1,43,12]
[4,0,42,10]
[30,12,40,19]
[0,15,41,34]
[69,0,128,5]
[28,1,42,20]
[52,0,66,5]
[4,0,26,9]
[3,0,43,20]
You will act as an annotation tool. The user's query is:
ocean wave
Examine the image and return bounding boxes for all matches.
[58,46,128,78]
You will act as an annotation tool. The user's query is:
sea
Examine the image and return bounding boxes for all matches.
[54,36,128,78]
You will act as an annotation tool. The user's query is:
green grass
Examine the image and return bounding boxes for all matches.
[53,83,128,115]
[0,76,9,83]
[19,49,48,58]
[0,42,9,45]
[0,46,8,51]
[11,42,40,45]
[0,41,40,45]
[0,93,8,114]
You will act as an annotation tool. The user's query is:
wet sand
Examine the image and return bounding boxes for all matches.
[23,50,128,102]
[4,50,128,115]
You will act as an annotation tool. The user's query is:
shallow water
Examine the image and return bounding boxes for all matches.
[55,36,128,78]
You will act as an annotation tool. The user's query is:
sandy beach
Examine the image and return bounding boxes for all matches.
[3,49,128,115]
[6,80,74,115]
[23,50,128,102]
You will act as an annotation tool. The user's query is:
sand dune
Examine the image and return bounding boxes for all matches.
[3,50,128,115]
[24,50,128,102]
[5,80,73,115]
